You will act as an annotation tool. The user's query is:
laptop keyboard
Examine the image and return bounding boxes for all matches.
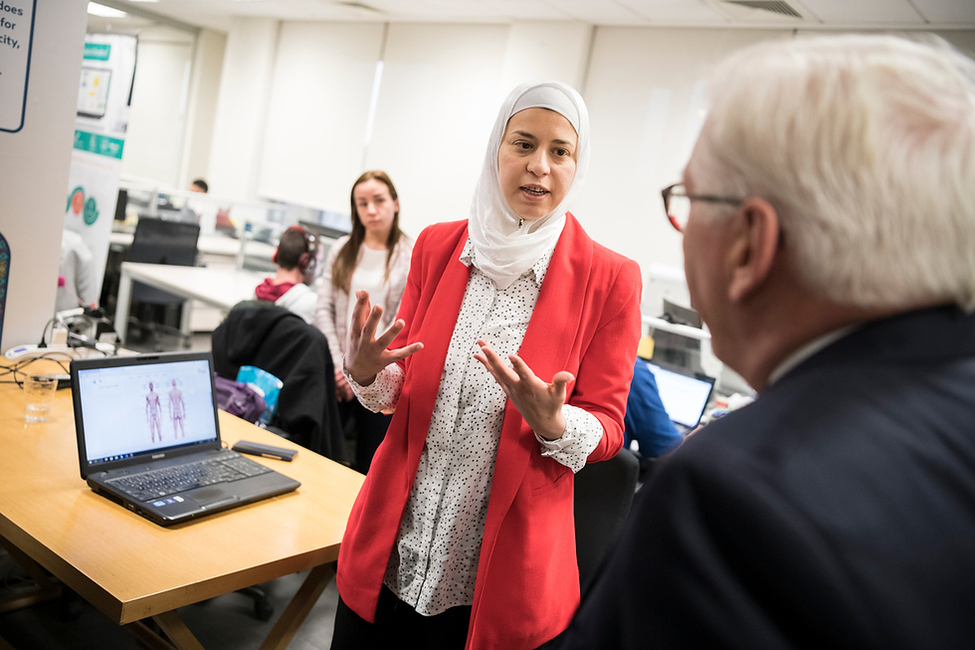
[108,455,272,502]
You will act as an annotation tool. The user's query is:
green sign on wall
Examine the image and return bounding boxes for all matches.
[83,42,111,61]
[73,130,125,159]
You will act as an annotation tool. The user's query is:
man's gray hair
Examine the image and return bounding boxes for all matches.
[698,34,975,311]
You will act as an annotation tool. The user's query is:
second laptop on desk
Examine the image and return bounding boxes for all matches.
[640,359,716,434]
[71,351,299,526]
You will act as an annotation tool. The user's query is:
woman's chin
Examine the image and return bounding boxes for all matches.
[511,206,549,223]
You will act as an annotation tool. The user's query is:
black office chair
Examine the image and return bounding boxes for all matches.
[211,301,345,462]
[574,447,640,593]
[211,302,345,620]
[126,217,200,351]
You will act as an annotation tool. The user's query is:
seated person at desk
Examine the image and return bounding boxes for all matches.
[624,337,682,467]
[254,226,317,323]
[190,178,208,193]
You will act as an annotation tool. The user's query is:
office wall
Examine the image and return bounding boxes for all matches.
[110,24,223,190]
[207,17,279,200]
[364,23,509,236]
[499,21,592,92]
[257,21,385,212]
[0,0,88,353]
[208,20,784,282]
[926,29,975,54]
[179,28,226,189]
[367,21,597,238]
[200,19,975,307]
[577,27,791,278]
[578,26,975,292]
[240,20,596,237]
[121,26,195,186]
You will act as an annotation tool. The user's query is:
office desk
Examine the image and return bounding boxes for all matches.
[115,262,267,346]
[0,358,365,649]
[109,231,276,263]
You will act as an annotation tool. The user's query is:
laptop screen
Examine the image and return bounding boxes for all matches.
[641,360,715,429]
[75,356,219,467]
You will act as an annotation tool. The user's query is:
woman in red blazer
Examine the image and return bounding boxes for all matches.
[332,81,642,650]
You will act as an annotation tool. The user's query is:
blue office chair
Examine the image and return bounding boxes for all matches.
[125,217,200,351]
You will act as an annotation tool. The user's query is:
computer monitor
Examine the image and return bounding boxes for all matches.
[114,188,128,222]
[298,221,348,242]
[652,300,704,373]
[662,298,701,328]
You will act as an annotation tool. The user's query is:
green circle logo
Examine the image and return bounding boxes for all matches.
[83,197,99,225]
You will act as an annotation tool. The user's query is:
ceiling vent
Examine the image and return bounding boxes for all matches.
[723,1,803,18]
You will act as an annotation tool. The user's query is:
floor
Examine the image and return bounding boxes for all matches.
[0,550,339,649]
[119,320,210,355]
[0,329,340,650]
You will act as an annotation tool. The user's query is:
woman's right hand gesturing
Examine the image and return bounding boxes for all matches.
[344,290,423,386]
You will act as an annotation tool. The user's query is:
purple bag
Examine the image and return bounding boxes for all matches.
[213,373,267,424]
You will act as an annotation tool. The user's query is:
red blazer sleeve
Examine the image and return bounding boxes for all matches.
[568,254,642,463]
[517,216,643,466]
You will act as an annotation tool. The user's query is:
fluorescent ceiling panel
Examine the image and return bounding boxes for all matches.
[88,2,128,17]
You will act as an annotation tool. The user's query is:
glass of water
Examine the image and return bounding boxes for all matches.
[24,375,58,423]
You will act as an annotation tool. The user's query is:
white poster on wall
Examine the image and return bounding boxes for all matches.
[62,33,137,309]
[0,0,36,134]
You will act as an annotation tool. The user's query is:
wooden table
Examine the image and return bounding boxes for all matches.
[0,358,364,649]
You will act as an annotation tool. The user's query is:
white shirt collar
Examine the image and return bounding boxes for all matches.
[766,324,860,386]
[459,237,551,287]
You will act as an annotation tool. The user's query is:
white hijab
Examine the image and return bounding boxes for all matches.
[468,81,590,289]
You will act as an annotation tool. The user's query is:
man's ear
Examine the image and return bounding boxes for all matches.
[727,197,780,303]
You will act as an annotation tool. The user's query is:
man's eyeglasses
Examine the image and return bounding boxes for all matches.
[661,183,743,233]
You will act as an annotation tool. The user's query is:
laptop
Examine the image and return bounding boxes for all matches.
[640,359,716,434]
[71,351,300,526]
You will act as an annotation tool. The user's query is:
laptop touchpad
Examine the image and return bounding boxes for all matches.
[189,487,239,506]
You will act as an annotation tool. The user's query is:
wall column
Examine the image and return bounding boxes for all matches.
[0,0,88,352]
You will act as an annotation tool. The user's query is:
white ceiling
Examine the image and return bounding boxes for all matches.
[93,0,975,34]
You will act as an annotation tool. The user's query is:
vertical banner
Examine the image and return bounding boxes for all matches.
[62,33,137,308]
[0,0,36,133]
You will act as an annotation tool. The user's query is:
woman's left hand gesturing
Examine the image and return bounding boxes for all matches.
[473,339,573,440]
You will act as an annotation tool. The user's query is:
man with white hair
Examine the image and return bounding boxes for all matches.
[550,34,975,649]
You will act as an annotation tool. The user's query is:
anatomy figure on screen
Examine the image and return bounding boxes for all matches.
[146,382,163,442]
[169,379,186,438]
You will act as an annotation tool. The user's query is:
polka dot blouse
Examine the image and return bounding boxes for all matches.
[348,237,602,616]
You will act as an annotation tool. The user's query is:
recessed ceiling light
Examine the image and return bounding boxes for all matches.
[87,2,128,17]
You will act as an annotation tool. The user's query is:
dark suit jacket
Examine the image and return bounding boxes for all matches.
[212,302,344,462]
[553,306,975,649]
